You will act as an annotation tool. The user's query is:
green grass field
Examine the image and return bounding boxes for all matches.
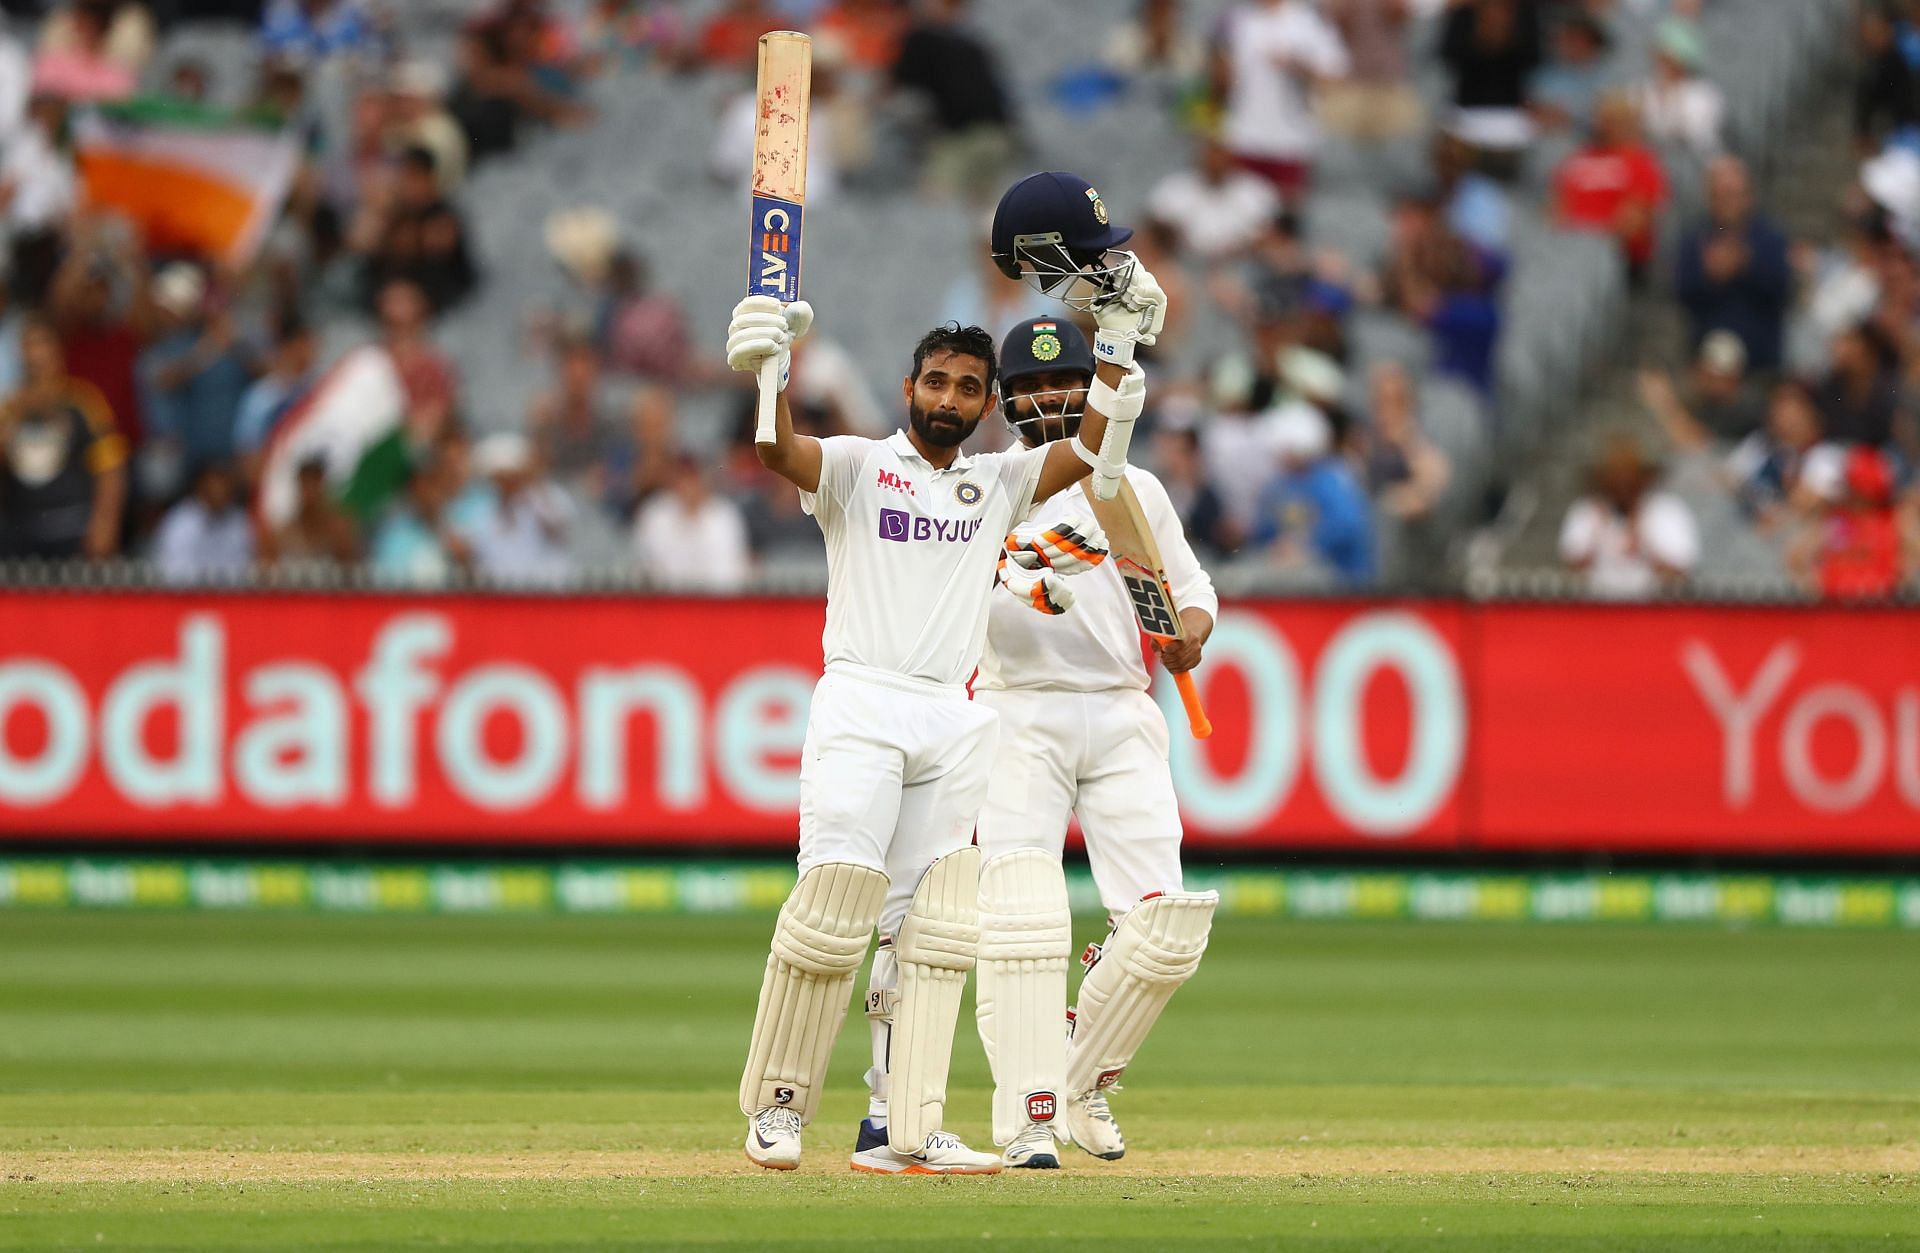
[2,910,1917,1251]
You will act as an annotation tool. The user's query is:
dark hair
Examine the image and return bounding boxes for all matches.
[909,323,997,390]
[400,146,438,176]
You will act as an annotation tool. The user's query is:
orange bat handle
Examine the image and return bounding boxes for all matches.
[1172,669,1211,739]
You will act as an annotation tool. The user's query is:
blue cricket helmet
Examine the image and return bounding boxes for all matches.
[990,172,1137,308]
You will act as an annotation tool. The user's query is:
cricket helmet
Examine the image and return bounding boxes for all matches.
[998,315,1094,446]
[991,171,1136,311]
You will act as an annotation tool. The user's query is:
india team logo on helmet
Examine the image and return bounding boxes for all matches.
[991,171,1135,311]
[997,315,1094,447]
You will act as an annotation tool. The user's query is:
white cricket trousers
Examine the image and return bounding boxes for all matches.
[975,686,1186,917]
[798,663,999,934]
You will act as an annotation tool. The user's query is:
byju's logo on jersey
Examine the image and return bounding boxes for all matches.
[878,508,981,544]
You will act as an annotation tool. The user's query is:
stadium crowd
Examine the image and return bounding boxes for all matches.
[0,0,1910,597]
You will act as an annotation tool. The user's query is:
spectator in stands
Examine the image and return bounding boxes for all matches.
[1559,432,1699,598]
[234,313,318,483]
[1384,192,1501,396]
[452,6,590,162]
[0,317,127,560]
[1794,201,1893,365]
[48,217,150,451]
[458,431,576,585]
[690,0,776,70]
[1250,399,1376,586]
[2,96,78,303]
[1724,378,1845,527]
[891,0,1017,200]
[1439,0,1544,176]
[529,331,623,501]
[151,459,253,583]
[1789,445,1909,599]
[1675,156,1791,374]
[1362,361,1451,525]
[368,449,471,586]
[598,251,693,385]
[1105,0,1208,123]
[261,453,359,565]
[1317,0,1421,147]
[378,279,457,447]
[1553,92,1668,282]
[1529,9,1612,136]
[1212,0,1349,204]
[386,60,469,195]
[355,146,478,313]
[260,0,379,65]
[1817,321,1901,446]
[1641,329,1768,447]
[816,0,907,72]
[140,263,255,492]
[1148,135,1281,264]
[1152,404,1233,555]
[1639,18,1723,159]
[1434,130,1511,267]
[33,0,148,102]
[632,452,751,591]
[1855,2,1918,153]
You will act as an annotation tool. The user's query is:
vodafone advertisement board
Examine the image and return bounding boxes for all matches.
[0,591,1914,856]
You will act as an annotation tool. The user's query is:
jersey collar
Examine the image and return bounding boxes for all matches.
[887,428,973,473]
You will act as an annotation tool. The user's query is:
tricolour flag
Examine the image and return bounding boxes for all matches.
[256,346,409,531]
[76,100,300,267]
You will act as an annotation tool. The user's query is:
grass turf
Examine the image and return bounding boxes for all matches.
[0,911,1916,1250]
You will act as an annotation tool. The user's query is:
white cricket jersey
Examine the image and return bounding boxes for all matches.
[978,466,1219,695]
[802,430,1050,686]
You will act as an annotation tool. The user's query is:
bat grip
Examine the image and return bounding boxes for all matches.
[754,357,781,445]
[1174,670,1212,740]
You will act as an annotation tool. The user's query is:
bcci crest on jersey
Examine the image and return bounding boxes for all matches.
[879,508,982,544]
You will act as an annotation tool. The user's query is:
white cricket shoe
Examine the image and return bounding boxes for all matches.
[745,1106,804,1170]
[849,1130,1002,1175]
[1002,1122,1061,1170]
[1067,1089,1126,1161]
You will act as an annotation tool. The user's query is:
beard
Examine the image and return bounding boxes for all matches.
[909,399,980,448]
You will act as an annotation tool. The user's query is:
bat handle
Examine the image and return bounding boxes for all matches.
[754,357,781,445]
[1174,670,1212,740]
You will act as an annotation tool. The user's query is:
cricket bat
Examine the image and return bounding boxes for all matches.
[748,31,811,446]
[1081,478,1213,740]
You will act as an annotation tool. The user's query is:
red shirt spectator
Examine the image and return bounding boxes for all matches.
[814,0,905,71]
[1554,94,1667,271]
[693,0,772,69]
[1812,447,1905,600]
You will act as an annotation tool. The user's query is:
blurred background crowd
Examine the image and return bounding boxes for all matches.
[0,0,1908,599]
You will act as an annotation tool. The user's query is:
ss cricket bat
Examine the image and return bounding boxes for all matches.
[1081,478,1213,740]
[748,31,811,445]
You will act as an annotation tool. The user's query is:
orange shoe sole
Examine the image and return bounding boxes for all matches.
[848,1160,1002,1176]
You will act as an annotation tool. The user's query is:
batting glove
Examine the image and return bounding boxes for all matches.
[997,551,1075,615]
[1006,515,1109,576]
[1091,251,1167,369]
[726,296,815,390]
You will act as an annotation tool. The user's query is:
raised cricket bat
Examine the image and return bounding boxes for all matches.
[748,31,811,445]
[1081,478,1212,739]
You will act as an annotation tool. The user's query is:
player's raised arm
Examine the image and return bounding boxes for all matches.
[729,295,822,491]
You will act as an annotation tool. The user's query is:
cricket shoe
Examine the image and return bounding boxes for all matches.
[854,1117,888,1153]
[744,1106,804,1170]
[849,1130,1002,1175]
[1002,1123,1061,1170]
[1067,1089,1126,1160]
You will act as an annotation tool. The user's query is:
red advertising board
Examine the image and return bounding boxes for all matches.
[0,591,1914,855]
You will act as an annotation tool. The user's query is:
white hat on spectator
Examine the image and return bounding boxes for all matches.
[1264,400,1332,464]
[390,59,449,101]
[1698,329,1746,376]
[1279,346,1346,407]
[545,206,621,285]
[474,432,533,479]
[1799,444,1849,502]
[1863,147,1920,246]
[152,263,206,319]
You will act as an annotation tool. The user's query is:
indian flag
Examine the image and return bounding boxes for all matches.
[256,346,409,531]
[76,100,300,266]
[1032,321,1058,332]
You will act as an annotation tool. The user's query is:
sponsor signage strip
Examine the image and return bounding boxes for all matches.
[2,858,1917,928]
[1,593,1918,854]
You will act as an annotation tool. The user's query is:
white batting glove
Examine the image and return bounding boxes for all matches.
[1091,252,1167,369]
[1005,515,1109,576]
[726,296,815,390]
[997,552,1076,615]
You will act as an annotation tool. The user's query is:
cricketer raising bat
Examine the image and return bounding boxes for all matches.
[748,31,811,446]
[1081,478,1213,739]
